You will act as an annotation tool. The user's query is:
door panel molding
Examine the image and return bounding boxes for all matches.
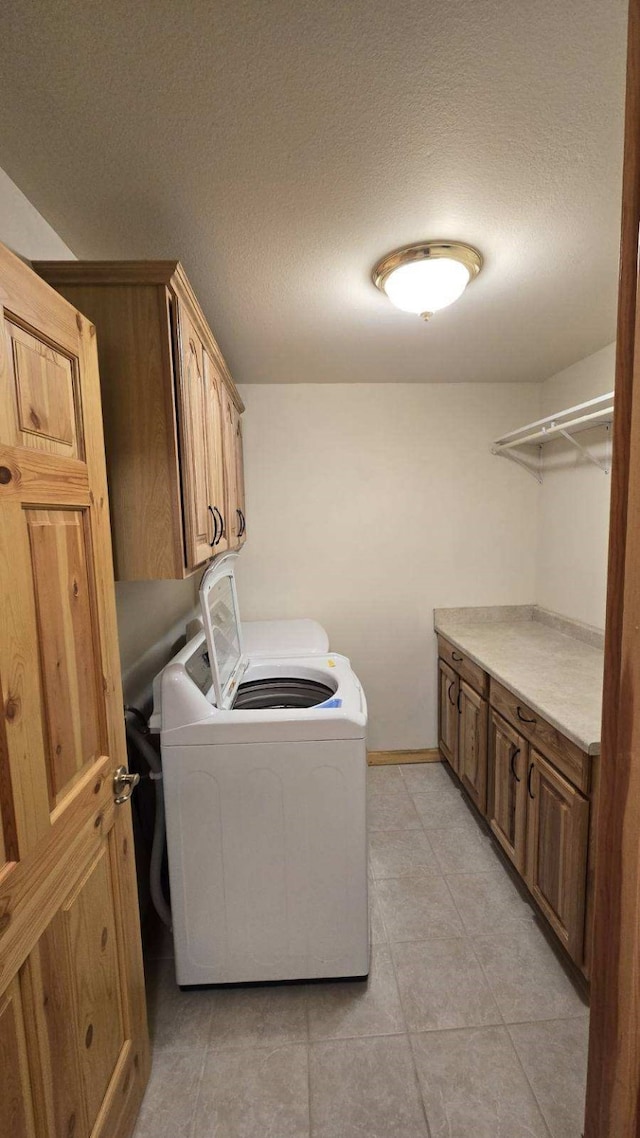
[585,0,640,1130]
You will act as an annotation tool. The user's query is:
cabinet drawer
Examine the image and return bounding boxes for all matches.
[489,678,590,794]
[437,636,488,697]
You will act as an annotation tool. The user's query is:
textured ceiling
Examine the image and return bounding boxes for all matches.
[0,0,628,384]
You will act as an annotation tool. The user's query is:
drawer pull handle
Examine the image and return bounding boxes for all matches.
[452,651,463,663]
[516,705,537,725]
[447,681,456,706]
[527,761,536,800]
[510,746,521,782]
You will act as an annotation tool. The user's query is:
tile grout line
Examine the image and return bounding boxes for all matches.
[382,908,433,1138]
[502,1024,555,1138]
[187,1006,216,1138]
[305,1039,313,1138]
[462,918,508,1028]
[405,1031,434,1138]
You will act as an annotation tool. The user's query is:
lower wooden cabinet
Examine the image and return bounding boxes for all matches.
[525,748,590,961]
[436,634,595,973]
[488,711,527,872]
[438,657,459,771]
[438,657,488,806]
[459,681,488,814]
[488,711,590,964]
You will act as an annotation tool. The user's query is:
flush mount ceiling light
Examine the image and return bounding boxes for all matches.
[372,241,483,321]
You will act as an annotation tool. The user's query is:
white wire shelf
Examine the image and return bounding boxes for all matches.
[491,392,614,482]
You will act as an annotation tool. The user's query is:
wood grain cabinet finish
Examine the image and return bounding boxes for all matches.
[488,711,528,873]
[487,709,592,966]
[437,657,459,772]
[490,677,590,794]
[525,748,590,961]
[33,260,245,579]
[437,638,489,800]
[459,680,489,814]
[222,385,246,548]
[437,635,488,697]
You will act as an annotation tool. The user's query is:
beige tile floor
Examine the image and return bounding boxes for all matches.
[133,763,589,1138]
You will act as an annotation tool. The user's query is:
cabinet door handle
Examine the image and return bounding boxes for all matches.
[516,705,537,725]
[509,745,521,782]
[457,689,462,714]
[447,681,456,706]
[451,651,463,663]
[527,761,536,800]
[241,509,246,536]
[213,506,224,544]
[237,508,245,537]
[208,504,219,547]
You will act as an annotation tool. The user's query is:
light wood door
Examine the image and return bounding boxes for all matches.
[459,681,488,815]
[176,299,214,568]
[525,748,589,963]
[223,389,246,548]
[438,658,459,772]
[488,711,527,871]
[203,349,228,553]
[0,243,149,1138]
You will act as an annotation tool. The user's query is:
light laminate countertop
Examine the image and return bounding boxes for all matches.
[434,606,604,755]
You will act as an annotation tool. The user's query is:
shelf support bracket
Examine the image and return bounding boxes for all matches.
[492,445,543,483]
[557,426,611,473]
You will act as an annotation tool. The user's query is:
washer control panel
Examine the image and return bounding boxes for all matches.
[186,644,212,695]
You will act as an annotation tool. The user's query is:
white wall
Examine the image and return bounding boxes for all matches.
[0,165,75,260]
[235,383,541,749]
[535,343,614,629]
[0,164,199,708]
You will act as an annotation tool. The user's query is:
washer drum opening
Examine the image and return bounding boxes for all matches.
[233,677,336,710]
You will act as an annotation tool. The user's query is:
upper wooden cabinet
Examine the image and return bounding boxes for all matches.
[222,384,246,548]
[33,260,245,579]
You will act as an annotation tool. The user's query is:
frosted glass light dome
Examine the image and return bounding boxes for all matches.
[372,242,483,321]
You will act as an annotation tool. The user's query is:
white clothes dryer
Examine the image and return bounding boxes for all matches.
[153,553,369,986]
[185,552,330,661]
[242,617,329,658]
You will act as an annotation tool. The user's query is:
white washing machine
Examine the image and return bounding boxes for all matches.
[153,554,369,986]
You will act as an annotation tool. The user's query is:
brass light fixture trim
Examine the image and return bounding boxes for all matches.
[372,240,483,320]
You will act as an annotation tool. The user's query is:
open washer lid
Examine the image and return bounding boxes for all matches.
[199,553,247,709]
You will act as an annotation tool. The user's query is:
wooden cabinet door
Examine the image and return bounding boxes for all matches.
[234,405,246,546]
[223,389,246,549]
[176,300,214,568]
[438,658,459,772]
[525,748,590,962]
[203,349,228,554]
[459,681,488,814]
[0,243,149,1138]
[488,711,527,871]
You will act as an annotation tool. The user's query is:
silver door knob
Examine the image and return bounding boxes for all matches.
[113,765,140,805]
